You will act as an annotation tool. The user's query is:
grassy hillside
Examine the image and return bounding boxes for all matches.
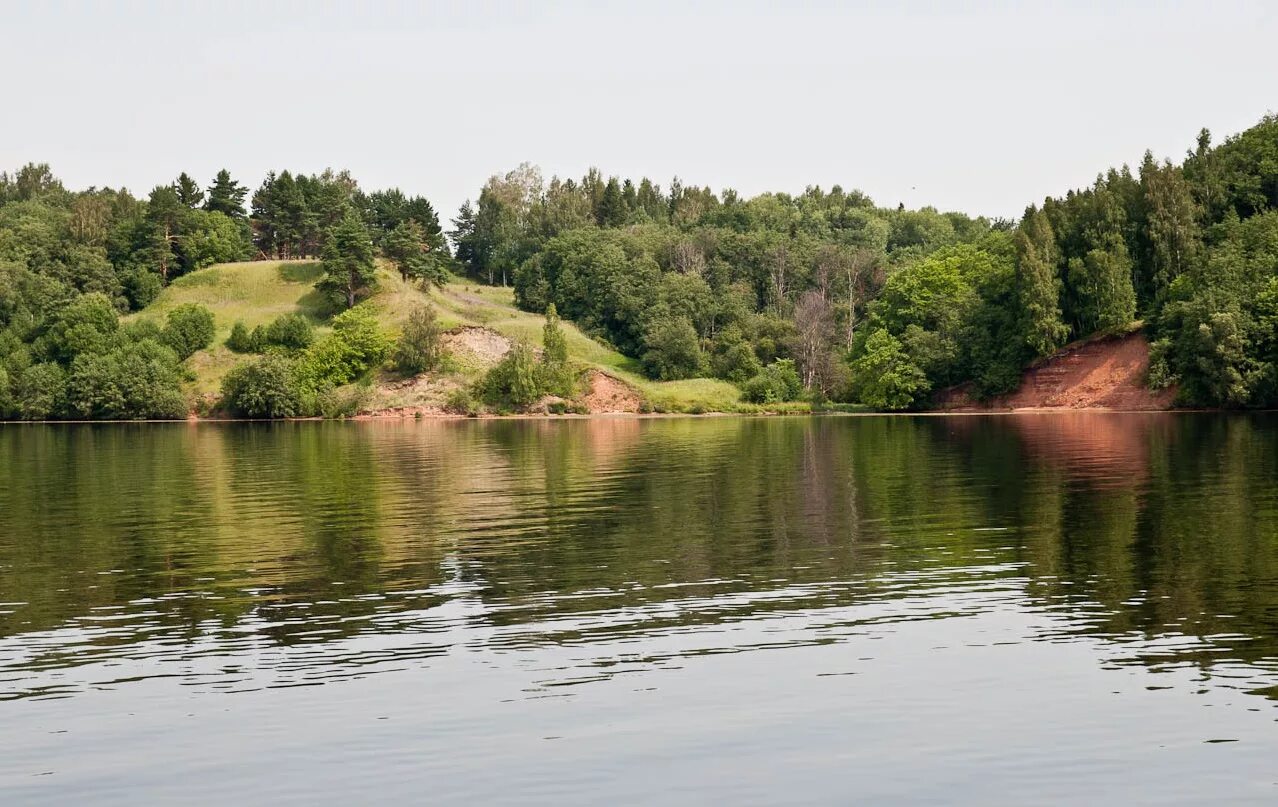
[134,260,744,411]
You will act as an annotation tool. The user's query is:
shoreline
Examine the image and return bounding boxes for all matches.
[0,406,1242,425]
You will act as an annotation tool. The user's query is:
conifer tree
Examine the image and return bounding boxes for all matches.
[318,212,377,309]
[205,169,249,219]
[597,177,626,227]
[1015,207,1069,356]
[175,173,204,208]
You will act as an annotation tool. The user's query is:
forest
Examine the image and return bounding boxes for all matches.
[0,115,1276,419]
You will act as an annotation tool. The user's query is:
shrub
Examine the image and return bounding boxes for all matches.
[227,320,254,353]
[538,304,575,396]
[319,385,370,419]
[444,387,481,416]
[122,268,163,310]
[641,316,705,380]
[264,313,314,351]
[45,292,119,362]
[741,359,803,404]
[161,303,215,360]
[66,340,186,419]
[221,354,304,418]
[294,306,391,390]
[481,342,544,408]
[713,341,762,383]
[393,306,444,375]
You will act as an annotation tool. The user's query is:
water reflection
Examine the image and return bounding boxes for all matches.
[1,415,1277,709]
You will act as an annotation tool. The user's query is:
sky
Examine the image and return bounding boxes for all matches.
[3,0,1276,223]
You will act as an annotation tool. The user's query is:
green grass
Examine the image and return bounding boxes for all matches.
[134,261,755,411]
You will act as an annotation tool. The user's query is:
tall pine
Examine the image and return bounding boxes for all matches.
[318,212,377,309]
[206,169,248,219]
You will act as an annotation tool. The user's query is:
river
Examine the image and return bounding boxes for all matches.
[1,415,1276,804]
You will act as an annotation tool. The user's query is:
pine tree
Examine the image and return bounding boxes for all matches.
[318,212,377,309]
[1015,207,1069,355]
[597,177,626,227]
[145,185,186,282]
[250,172,279,257]
[175,173,204,208]
[205,169,248,219]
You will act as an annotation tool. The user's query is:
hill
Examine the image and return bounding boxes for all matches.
[132,260,747,415]
[934,328,1178,412]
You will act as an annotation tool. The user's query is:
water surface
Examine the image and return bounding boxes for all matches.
[2,415,1277,804]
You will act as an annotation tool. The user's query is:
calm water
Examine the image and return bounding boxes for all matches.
[2,415,1278,804]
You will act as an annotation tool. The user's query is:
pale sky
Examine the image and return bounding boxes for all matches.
[3,0,1275,223]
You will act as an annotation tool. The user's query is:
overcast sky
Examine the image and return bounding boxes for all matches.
[3,0,1275,222]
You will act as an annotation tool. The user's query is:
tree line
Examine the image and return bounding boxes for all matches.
[2,113,1276,419]
[0,165,452,419]
[449,115,1278,409]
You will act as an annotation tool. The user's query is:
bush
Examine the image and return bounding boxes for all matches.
[713,341,762,383]
[45,292,119,362]
[481,342,544,408]
[444,387,481,416]
[393,306,444,375]
[227,321,254,353]
[538,304,576,396]
[161,303,215,360]
[264,313,314,351]
[122,268,163,310]
[294,306,391,390]
[641,316,705,380]
[221,355,304,418]
[742,359,803,404]
[319,384,370,419]
[65,340,186,419]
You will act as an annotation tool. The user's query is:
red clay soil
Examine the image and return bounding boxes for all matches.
[581,370,643,414]
[935,330,1178,411]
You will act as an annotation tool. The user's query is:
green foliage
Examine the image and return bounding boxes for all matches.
[204,169,249,219]
[385,220,449,286]
[444,387,481,416]
[393,306,444,375]
[221,354,304,418]
[13,362,66,419]
[1155,210,1278,406]
[122,267,164,310]
[160,303,215,360]
[1015,208,1069,356]
[713,339,763,383]
[741,359,802,404]
[481,342,544,408]
[227,320,254,353]
[1066,245,1137,334]
[66,339,186,419]
[538,303,574,395]
[294,305,391,391]
[850,329,929,410]
[43,292,119,362]
[317,211,378,309]
[642,316,705,380]
[263,313,314,351]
